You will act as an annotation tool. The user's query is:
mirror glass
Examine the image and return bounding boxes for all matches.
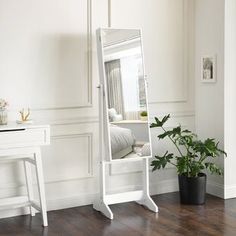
[99,29,151,160]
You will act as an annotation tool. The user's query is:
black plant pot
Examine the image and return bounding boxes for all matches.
[178,173,206,205]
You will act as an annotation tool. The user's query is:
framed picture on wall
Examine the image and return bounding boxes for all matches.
[201,55,216,83]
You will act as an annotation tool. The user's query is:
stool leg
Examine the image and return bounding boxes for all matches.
[24,160,36,216]
[34,148,48,227]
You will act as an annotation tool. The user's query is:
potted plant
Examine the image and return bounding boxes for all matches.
[150,114,226,205]
[140,111,148,121]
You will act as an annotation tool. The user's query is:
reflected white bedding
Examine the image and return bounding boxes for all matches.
[110,125,135,157]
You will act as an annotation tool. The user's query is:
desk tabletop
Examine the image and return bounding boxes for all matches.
[0,122,50,131]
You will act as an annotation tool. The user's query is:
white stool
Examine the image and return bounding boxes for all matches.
[0,124,50,227]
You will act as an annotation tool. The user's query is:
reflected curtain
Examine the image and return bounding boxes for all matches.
[105,60,125,118]
[125,111,139,120]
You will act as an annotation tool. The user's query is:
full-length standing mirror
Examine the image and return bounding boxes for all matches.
[99,28,152,161]
[94,28,158,220]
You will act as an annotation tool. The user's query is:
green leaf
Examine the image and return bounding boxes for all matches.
[158,126,181,140]
[151,151,173,171]
[171,126,181,138]
[182,129,191,133]
[205,162,223,175]
[150,123,159,128]
[150,114,227,177]
[176,156,187,175]
[193,138,227,159]
[158,131,171,139]
[150,114,170,128]
[161,114,170,125]
[189,161,204,177]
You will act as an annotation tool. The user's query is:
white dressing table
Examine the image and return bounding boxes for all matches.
[0,123,50,226]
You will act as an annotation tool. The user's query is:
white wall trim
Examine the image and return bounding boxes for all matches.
[108,0,189,104]
[32,116,99,126]
[147,0,189,104]
[0,178,178,219]
[0,178,227,220]
[224,185,236,199]
[32,0,93,111]
[0,132,94,193]
[49,132,94,181]
[53,179,178,206]
[150,178,179,195]
[108,0,111,27]
[150,111,195,119]
[206,181,224,199]
[49,116,99,126]
[39,110,195,127]
[46,192,96,211]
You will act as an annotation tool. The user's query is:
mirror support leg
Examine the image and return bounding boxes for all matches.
[93,200,113,220]
[93,161,113,219]
[137,158,158,213]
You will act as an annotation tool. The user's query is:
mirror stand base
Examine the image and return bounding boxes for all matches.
[93,200,113,220]
[136,195,159,213]
[93,192,158,220]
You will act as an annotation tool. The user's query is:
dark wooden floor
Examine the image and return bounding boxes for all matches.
[0,192,236,236]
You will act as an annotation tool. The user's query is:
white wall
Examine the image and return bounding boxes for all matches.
[108,0,195,184]
[224,0,236,199]
[0,0,106,218]
[194,0,225,197]
[0,0,195,218]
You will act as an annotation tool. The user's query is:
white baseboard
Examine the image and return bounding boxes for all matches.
[0,178,179,219]
[150,179,178,195]
[0,179,228,220]
[224,184,236,199]
[46,192,96,211]
[0,193,97,220]
[206,181,224,198]
[0,208,29,220]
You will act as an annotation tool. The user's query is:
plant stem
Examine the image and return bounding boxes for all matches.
[198,153,207,165]
[169,162,177,167]
[161,127,184,157]
[186,150,190,177]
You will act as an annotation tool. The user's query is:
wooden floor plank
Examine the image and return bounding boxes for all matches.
[0,192,235,236]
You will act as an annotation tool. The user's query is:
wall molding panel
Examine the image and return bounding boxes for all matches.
[86,0,93,108]
[36,0,93,110]
[0,0,93,111]
[149,0,189,104]
[48,116,99,126]
[108,0,190,104]
[32,111,194,127]
[43,132,94,183]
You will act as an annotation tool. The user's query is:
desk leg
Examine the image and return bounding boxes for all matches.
[24,160,36,216]
[35,148,48,227]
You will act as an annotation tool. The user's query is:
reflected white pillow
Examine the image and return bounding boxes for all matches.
[108,108,116,116]
[113,114,123,121]
[141,143,151,156]
[108,108,123,122]
[108,108,117,122]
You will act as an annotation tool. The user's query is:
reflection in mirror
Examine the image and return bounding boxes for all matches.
[100,29,151,160]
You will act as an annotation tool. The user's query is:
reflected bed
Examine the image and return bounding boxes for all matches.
[110,124,135,159]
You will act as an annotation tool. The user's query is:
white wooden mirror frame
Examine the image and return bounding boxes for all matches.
[93,28,158,219]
